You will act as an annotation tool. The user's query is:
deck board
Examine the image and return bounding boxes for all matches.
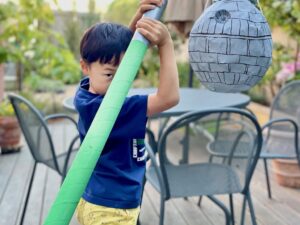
[139,190,161,225]
[0,152,19,202]
[0,148,34,225]
[23,164,47,225]
[1,121,300,225]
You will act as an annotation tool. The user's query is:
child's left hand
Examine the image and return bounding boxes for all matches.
[129,0,163,32]
[136,0,162,18]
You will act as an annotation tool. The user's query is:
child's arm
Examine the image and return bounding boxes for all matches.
[136,18,180,117]
[129,0,162,32]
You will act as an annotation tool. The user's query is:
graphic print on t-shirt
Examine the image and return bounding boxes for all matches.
[132,139,147,162]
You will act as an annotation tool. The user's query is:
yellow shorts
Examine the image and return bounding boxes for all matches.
[76,198,140,225]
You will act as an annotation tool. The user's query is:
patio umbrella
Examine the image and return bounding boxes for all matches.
[165,0,212,38]
[164,0,213,87]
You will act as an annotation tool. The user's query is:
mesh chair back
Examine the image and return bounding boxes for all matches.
[265,81,300,157]
[8,94,60,172]
[158,108,262,197]
[271,81,300,125]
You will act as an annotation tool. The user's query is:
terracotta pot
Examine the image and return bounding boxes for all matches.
[0,116,21,150]
[272,159,300,188]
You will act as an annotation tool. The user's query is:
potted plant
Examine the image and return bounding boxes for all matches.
[272,159,300,188]
[0,99,21,154]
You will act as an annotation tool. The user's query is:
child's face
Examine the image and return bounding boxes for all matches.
[80,55,123,95]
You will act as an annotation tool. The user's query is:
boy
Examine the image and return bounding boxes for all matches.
[74,0,179,224]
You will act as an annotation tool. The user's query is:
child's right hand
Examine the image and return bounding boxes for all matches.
[136,18,172,48]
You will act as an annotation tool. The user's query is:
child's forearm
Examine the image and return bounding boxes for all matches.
[157,40,180,108]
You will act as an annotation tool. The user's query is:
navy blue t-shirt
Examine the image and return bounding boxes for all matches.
[74,77,148,209]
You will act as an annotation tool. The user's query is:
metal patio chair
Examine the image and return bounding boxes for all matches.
[145,108,263,225]
[259,81,300,198]
[204,81,300,200]
[8,93,80,225]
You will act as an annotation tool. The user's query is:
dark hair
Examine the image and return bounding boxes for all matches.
[80,23,133,66]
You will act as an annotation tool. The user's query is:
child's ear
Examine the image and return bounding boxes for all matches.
[80,59,89,75]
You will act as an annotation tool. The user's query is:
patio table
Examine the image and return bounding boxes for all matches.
[63,87,250,163]
[63,87,250,117]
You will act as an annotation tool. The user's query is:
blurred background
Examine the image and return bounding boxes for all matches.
[0,0,299,115]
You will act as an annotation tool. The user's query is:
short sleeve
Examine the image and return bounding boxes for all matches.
[110,95,148,139]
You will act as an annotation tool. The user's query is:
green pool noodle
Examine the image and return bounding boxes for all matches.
[43,1,168,224]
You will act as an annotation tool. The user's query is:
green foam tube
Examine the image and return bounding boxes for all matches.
[43,1,167,224]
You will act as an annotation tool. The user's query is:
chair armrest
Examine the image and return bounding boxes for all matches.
[261,118,298,132]
[146,128,157,154]
[145,142,167,199]
[262,118,300,163]
[227,129,255,165]
[44,113,77,128]
[62,134,80,179]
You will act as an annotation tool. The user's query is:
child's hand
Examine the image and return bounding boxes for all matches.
[136,0,162,18]
[129,0,162,32]
[136,18,171,48]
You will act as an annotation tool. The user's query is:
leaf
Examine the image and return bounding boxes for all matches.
[0,1,82,85]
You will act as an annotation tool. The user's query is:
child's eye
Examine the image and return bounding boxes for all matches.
[106,74,113,78]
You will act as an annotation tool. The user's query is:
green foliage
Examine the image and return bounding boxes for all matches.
[105,0,199,88]
[177,62,190,87]
[0,99,15,117]
[0,92,63,117]
[24,75,64,93]
[105,0,139,25]
[178,62,200,88]
[17,90,64,115]
[246,44,292,105]
[260,0,300,66]
[246,85,269,106]
[0,0,81,84]
[18,91,46,112]
[63,0,100,60]
[63,13,82,60]
[0,2,15,63]
[260,0,300,42]
[138,48,160,86]
[138,49,199,87]
[261,43,293,84]
[244,0,300,105]
[85,0,100,26]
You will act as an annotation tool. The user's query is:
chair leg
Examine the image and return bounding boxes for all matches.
[246,192,258,225]
[207,196,231,225]
[229,194,235,225]
[197,196,203,207]
[159,197,165,225]
[240,195,247,225]
[19,162,37,225]
[263,158,272,199]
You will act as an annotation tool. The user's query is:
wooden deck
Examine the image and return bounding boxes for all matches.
[1,120,300,225]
